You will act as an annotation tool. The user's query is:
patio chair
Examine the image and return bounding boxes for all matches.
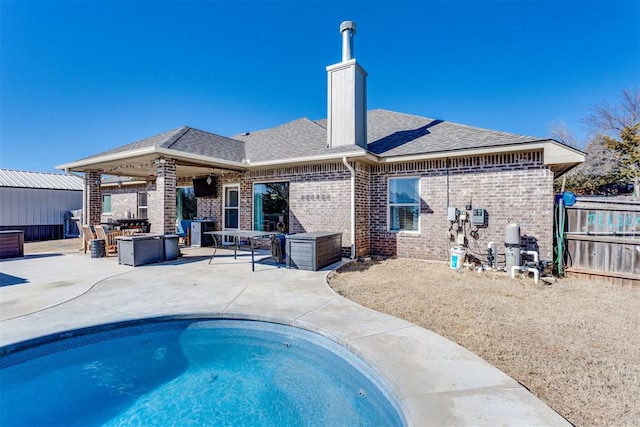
[95,225,123,256]
[80,225,95,254]
[176,220,191,246]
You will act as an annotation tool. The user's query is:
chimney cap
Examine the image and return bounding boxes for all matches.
[340,21,356,34]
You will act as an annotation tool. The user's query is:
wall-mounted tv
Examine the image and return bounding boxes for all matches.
[192,176,218,198]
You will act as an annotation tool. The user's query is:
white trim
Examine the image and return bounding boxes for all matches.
[101,194,112,215]
[342,157,356,258]
[137,191,148,219]
[56,146,248,172]
[222,183,240,233]
[381,140,585,166]
[246,151,374,168]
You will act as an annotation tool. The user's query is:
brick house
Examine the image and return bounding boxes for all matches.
[57,21,584,263]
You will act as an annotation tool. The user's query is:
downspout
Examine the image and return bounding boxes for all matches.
[342,157,356,259]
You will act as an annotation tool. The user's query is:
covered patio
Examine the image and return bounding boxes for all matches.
[57,127,248,235]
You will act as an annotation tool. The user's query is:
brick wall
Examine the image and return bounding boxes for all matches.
[85,171,102,226]
[89,149,554,263]
[354,162,370,257]
[205,164,354,255]
[370,150,555,262]
[152,160,176,234]
[99,183,151,223]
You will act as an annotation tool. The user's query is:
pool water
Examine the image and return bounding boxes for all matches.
[0,319,404,426]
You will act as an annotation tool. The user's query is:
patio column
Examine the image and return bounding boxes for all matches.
[154,158,176,234]
[85,170,102,226]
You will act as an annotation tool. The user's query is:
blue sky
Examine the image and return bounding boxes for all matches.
[1,0,639,173]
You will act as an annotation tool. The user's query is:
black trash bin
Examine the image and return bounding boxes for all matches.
[90,239,106,258]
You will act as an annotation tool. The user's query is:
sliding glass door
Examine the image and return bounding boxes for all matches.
[253,182,289,232]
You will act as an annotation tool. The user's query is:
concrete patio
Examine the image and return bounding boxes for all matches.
[0,246,569,426]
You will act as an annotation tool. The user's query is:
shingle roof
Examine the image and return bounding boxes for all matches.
[365,109,544,156]
[64,108,558,169]
[0,169,83,190]
[83,126,246,162]
[233,109,547,161]
[234,118,364,162]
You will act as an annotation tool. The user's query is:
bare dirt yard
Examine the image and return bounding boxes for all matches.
[328,258,639,427]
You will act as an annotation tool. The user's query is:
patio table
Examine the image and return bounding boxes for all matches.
[204,231,283,271]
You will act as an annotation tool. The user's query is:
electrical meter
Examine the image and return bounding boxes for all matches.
[472,208,487,227]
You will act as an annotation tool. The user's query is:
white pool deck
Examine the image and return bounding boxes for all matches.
[0,246,569,426]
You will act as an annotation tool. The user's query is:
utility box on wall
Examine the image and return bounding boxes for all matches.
[286,231,342,271]
[472,208,487,227]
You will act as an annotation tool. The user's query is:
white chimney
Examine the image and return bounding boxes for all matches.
[327,21,367,149]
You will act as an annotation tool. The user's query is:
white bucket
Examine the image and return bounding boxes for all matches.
[450,246,466,270]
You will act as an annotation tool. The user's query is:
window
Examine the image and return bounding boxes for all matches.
[102,194,111,215]
[224,185,239,230]
[388,177,420,232]
[176,187,197,220]
[137,192,148,219]
[253,182,289,232]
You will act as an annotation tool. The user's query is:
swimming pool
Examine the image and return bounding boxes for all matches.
[0,318,404,426]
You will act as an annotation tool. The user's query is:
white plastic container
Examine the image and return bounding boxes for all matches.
[450,246,466,270]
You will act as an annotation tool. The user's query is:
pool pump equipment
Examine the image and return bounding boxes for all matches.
[503,222,543,283]
[504,222,522,270]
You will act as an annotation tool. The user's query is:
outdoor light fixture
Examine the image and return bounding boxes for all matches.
[94,178,101,186]
[206,175,212,186]
[117,180,122,188]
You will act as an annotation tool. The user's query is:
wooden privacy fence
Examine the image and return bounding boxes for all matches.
[564,197,639,287]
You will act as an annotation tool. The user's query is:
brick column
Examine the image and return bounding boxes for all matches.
[85,171,102,226]
[154,159,177,234]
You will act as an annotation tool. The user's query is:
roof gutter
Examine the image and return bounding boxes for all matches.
[247,151,377,169]
[56,146,249,172]
[56,147,158,171]
[379,140,585,166]
[154,148,248,170]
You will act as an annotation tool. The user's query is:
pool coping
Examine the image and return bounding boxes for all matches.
[0,247,570,426]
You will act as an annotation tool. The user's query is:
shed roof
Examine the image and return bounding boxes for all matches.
[0,169,83,190]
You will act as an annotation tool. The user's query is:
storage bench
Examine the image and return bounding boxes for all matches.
[286,232,342,271]
[0,231,24,259]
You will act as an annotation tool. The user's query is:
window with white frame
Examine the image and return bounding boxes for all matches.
[102,194,112,215]
[388,177,420,232]
[137,192,148,219]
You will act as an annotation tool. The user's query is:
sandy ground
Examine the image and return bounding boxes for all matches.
[328,258,640,427]
[24,237,85,254]
[23,240,640,426]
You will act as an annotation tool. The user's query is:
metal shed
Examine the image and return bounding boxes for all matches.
[0,169,83,241]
